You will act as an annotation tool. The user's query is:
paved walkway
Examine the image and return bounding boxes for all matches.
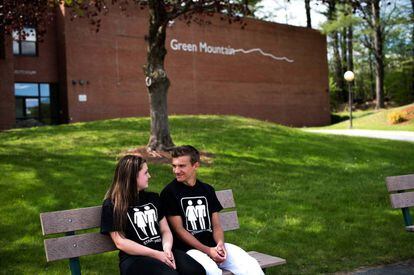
[304,129,414,142]
[336,259,414,274]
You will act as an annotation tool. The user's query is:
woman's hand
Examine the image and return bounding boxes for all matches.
[153,250,176,269]
[164,249,176,269]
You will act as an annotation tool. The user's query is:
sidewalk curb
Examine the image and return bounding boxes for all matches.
[303,129,414,143]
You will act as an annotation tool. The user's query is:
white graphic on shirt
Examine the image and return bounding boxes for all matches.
[195,199,207,230]
[186,200,198,230]
[144,205,158,236]
[127,203,160,241]
[133,208,148,237]
[181,196,211,233]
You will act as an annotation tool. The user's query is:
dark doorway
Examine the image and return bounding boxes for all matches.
[14,83,60,127]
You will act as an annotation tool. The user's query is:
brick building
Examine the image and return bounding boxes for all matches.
[0,6,330,131]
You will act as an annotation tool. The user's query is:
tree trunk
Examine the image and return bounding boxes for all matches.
[372,0,385,109]
[346,25,354,99]
[346,26,353,73]
[369,51,375,100]
[305,0,312,28]
[333,31,345,102]
[411,0,414,98]
[327,1,345,103]
[341,28,348,102]
[145,0,174,151]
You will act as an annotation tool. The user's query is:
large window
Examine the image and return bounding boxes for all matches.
[13,27,37,56]
[14,83,59,125]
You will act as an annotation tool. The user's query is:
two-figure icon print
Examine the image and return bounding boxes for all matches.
[127,203,160,241]
[181,196,211,232]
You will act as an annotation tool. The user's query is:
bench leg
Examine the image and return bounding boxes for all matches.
[69,257,81,275]
[402,207,413,227]
[66,231,81,275]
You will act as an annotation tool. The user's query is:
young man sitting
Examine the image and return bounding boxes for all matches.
[160,145,264,275]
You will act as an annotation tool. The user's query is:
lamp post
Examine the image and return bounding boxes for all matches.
[344,71,355,129]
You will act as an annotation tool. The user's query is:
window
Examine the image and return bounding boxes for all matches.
[13,27,37,56]
[14,83,59,125]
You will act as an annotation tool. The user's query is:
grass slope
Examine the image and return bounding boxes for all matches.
[1,115,414,274]
[315,103,414,131]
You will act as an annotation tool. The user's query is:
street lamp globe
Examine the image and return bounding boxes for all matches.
[343,70,355,129]
[344,71,355,82]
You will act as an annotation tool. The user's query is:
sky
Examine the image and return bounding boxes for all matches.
[254,0,328,29]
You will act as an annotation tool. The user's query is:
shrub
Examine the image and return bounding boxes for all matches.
[387,110,408,124]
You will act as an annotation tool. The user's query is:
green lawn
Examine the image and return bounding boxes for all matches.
[1,115,414,274]
[312,103,414,131]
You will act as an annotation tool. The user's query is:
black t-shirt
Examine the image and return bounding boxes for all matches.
[160,179,223,251]
[100,191,164,263]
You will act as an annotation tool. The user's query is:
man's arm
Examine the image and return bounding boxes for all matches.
[159,217,176,269]
[211,212,227,258]
[211,212,224,244]
[167,215,226,263]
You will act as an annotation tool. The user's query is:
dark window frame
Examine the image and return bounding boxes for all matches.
[14,83,53,123]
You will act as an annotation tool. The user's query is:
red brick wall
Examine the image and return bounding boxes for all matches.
[0,37,15,130]
[1,6,330,130]
[0,22,59,130]
[166,16,330,126]
[13,24,59,84]
[58,7,147,123]
[63,8,329,126]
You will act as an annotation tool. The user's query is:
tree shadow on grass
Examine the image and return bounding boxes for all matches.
[1,115,414,274]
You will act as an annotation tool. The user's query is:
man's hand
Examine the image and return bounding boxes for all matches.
[208,247,226,263]
[215,241,227,259]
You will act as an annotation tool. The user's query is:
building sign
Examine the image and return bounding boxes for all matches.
[78,94,87,102]
[170,39,294,63]
[14,70,37,75]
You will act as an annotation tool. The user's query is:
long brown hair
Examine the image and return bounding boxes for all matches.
[105,155,146,233]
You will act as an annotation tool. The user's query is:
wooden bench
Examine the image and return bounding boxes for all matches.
[386,174,414,232]
[40,189,286,274]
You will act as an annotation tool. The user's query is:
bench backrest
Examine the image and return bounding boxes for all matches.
[386,174,414,226]
[40,189,239,262]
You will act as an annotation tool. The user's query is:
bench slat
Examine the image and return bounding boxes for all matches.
[386,174,414,192]
[40,206,102,235]
[248,251,287,268]
[220,211,240,231]
[222,251,286,274]
[42,188,286,272]
[216,189,236,209]
[41,190,235,235]
[44,232,116,262]
[40,209,239,235]
[44,210,240,261]
[389,192,414,208]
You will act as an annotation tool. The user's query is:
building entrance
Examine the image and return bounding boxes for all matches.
[14,83,60,127]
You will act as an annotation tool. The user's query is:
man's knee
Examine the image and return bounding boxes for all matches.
[186,250,221,275]
[203,264,222,275]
